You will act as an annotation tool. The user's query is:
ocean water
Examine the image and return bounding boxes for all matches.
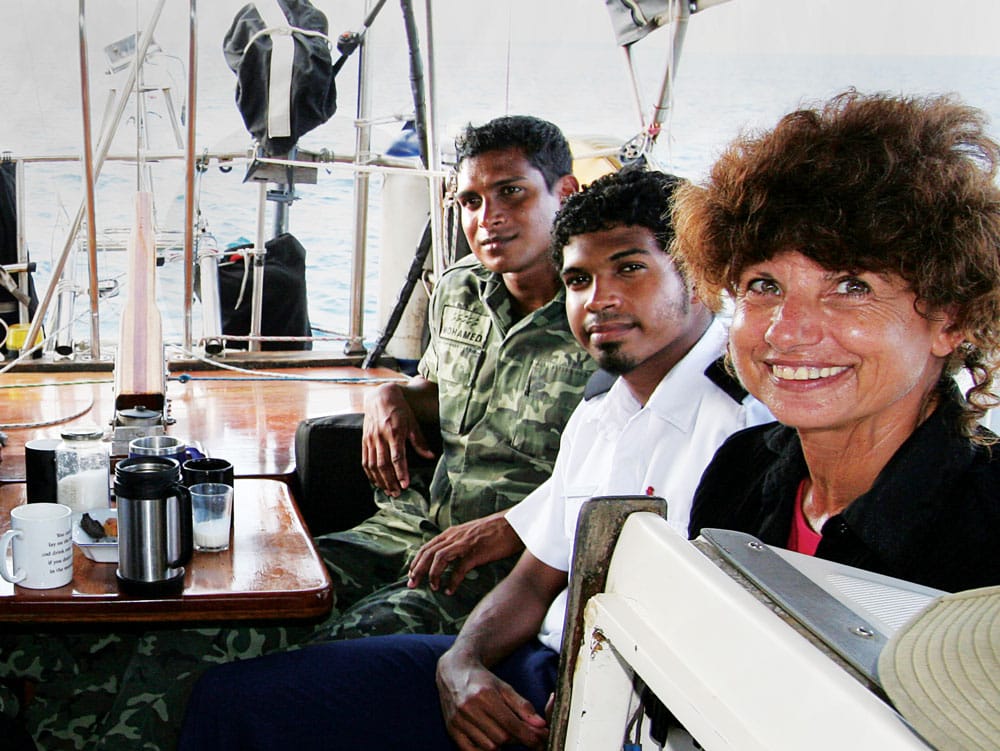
[4,1,1000,354]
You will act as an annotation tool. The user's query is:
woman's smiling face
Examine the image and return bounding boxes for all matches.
[730,250,963,436]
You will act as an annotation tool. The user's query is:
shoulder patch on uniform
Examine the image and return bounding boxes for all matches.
[440,305,490,347]
[584,369,618,400]
[704,356,748,404]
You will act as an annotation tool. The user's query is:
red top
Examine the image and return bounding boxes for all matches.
[787,479,822,556]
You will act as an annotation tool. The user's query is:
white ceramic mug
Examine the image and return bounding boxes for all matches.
[0,503,74,589]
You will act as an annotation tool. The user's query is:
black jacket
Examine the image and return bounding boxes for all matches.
[689,385,1000,592]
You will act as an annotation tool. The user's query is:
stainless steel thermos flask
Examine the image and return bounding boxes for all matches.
[114,456,193,595]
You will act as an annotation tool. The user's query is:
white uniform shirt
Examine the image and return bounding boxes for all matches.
[506,319,772,651]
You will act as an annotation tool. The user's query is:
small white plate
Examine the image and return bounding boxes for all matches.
[72,508,118,563]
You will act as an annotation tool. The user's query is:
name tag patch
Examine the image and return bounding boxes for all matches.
[440,305,490,347]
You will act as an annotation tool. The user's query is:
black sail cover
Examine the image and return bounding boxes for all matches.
[223,0,337,156]
[215,233,313,351]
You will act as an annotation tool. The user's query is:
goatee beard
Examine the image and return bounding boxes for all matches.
[596,344,636,375]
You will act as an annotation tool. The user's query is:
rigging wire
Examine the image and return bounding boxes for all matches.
[166,344,407,384]
[399,0,429,167]
[360,0,434,369]
[0,378,111,390]
[652,0,682,162]
[0,398,96,431]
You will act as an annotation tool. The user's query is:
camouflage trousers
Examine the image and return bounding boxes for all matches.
[0,498,517,750]
[311,506,517,640]
[0,623,310,751]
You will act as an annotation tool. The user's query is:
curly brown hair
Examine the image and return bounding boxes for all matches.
[672,89,1000,438]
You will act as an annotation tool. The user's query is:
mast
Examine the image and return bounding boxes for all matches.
[112,191,166,417]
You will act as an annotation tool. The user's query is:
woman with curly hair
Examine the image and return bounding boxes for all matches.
[676,89,1000,591]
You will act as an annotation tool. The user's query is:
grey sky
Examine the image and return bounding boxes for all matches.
[143,0,1000,58]
[684,0,1000,56]
[2,0,998,159]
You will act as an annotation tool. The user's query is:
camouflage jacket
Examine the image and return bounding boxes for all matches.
[409,256,595,528]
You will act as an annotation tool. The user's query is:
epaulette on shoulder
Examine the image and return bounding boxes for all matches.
[704,356,748,404]
[439,253,483,278]
[584,369,618,400]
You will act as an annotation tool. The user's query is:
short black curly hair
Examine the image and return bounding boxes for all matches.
[550,167,683,268]
[454,115,572,190]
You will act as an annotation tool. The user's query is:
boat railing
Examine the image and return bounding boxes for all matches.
[2,0,705,372]
[0,0,454,370]
[0,154,437,371]
[2,0,451,370]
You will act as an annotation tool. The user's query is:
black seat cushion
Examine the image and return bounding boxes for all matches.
[293,412,440,535]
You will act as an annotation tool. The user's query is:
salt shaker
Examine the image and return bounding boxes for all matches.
[55,426,110,513]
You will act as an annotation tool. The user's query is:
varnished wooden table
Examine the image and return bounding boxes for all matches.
[0,478,332,624]
[0,363,406,481]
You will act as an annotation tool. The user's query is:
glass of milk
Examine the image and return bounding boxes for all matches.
[189,483,233,552]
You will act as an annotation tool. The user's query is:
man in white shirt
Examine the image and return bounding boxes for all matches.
[506,315,764,654]
[177,167,768,751]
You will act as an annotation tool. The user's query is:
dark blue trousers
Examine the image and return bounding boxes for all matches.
[177,634,558,751]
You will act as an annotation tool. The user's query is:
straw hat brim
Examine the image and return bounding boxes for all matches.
[877,585,1000,751]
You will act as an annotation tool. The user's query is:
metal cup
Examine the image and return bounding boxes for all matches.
[128,435,187,464]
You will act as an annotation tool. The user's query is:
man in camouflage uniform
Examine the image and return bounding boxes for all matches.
[0,115,594,750]
[312,114,595,639]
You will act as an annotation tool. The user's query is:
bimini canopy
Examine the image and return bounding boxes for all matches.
[605,0,732,46]
[223,0,339,156]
